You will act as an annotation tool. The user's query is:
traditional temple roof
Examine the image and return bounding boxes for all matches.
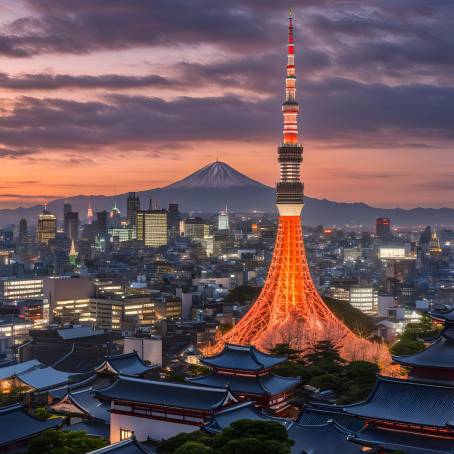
[0,359,42,380]
[54,387,110,422]
[0,404,62,447]
[393,331,454,369]
[348,425,454,454]
[187,372,300,396]
[96,375,237,411]
[203,401,288,434]
[16,366,85,392]
[344,375,454,428]
[201,344,286,371]
[49,373,113,400]
[296,404,364,432]
[286,421,358,454]
[65,420,110,439]
[430,309,454,323]
[87,437,155,453]
[95,352,155,376]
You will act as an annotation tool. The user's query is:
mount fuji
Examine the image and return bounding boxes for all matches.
[1,161,454,226]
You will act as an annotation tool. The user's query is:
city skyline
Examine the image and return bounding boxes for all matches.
[0,1,453,209]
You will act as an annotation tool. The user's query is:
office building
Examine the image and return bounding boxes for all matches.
[136,209,168,247]
[168,203,180,239]
[0,278,43,303]
[127,192,140,227]
[183,217,211,240]
[376,218,391,239]
[108,227,135,242]
[64,211,79,242]
[96,211,108,237]
[37,207,57,245]
[18,218,28,244]
[218,208,229,230]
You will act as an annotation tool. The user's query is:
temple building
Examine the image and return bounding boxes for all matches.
[96,375,238,442]
[94,352,157,378]
[294,307,454,453]
[187,344,300,414]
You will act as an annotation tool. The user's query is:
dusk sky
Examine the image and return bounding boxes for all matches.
[0,1,453,210]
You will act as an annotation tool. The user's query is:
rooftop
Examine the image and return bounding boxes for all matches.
[95,352,156,376]
[96,375,236,411]
[87,437,155,454]
[201,344,287,372]
[344,375,454,428]
[0,404,62,447]
[187,372,300,396]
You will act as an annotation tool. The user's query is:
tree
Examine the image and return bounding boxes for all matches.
[28,430,106,454]
[175,441,211,454]
[159,420,293,454]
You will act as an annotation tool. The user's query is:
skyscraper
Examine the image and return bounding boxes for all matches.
[37,206,57,245]
[136,209,168,247]
[96,211,108,237]
[376,218,391,239]
[87,199,94,225]
[208,12,390,368]
[63,201,72,235]
[18,218,28,244]
[168,203,181,239]
[127,192,140,227]
[217,207,229,231]
[65,211,80,242]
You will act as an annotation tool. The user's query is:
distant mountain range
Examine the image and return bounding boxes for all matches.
[1,161,454,227]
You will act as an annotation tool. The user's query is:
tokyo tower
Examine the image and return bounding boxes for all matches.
[207,12,390,368]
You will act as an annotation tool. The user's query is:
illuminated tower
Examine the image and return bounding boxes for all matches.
[208,12,390,367]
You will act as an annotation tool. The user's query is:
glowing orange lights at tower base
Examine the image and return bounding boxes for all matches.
[206,216,391,368]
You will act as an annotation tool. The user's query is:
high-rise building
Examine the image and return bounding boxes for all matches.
[376,217,391,239]
[217,207,229,230]
[96,211,108,237]
[18,218,28,244]
[183,217,211,240]
[167,203,180,239]
[127,192,140,227]
[208,12,389,367]
[136,209,168,247]
[37,206,57,245]
[64,211,79,241]
[63,200,73,232]
[87,200,94,225]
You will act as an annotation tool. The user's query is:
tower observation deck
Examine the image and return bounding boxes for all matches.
[206,12,390,368]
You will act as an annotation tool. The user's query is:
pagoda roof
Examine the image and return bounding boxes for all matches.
[58,388,110,422]
[296,404,364,432]
[87,437,155,453]
[348,425,454,454]
[65,420,110,439]
[287,421,358,454]
[203,401,288,434]
[393,331,454,370]
[95,352,156,376]
[187,372,300,396]
[0,403,62,447]
[344,375,454,428]
[96,375,237,411]
[0,359,42,381]
[201,344,286,371]
[16,366,86,392]
[430,309,454,323]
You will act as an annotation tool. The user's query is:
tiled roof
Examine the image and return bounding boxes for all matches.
[0,359,42,380]
[348,425,454,454]
[297,404,364,432]
[96,375,236,411]
[0,404,62,447]
[287,421,359,454]
[201,344,286,371]
[344,375,454,428]
[87,437,155,454]
[203,401,288,434]
[187,372,300,396]
[96,352,155,376]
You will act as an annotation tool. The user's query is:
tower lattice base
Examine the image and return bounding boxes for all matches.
[206,216,391,368]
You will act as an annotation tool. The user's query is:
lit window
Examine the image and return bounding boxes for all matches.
[120,428,133,440]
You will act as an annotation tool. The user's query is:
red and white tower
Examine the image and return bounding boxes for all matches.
[206,12,390,368]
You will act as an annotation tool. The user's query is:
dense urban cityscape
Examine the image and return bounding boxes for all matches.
[1,2,454,454]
